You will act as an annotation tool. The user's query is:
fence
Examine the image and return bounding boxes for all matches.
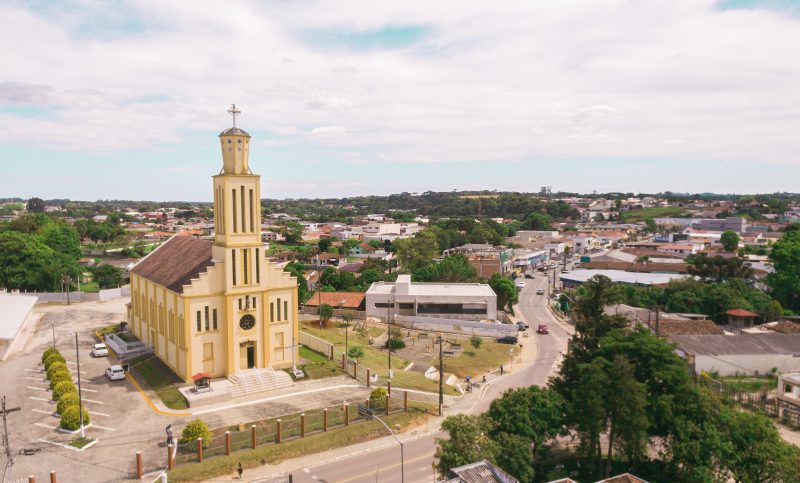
[12,284,131,303]
[170,394,411,468]
[301,307,367,319]
[392,315,518,337]
[299,331,335,359]
[700,377,800,430]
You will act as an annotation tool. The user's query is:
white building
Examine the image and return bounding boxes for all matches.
[0,294,39,361]
[672,334,800,377]
[365,275,497,322]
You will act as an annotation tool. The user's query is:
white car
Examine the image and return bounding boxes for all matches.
[536,288,545,295]
[92,343,109,357]
[515,280,525,289]
[105,365,126,381]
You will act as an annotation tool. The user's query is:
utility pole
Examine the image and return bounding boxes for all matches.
[74,334,85,439]
[52,321,56,349]
[655,306,661,337]
[438,335,444,416]
[1,396,21,483]
[387,298,393,380]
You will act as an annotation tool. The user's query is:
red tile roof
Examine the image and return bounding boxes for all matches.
[130,236,213,293]
[727,309,759,318]
[305,292,365,310]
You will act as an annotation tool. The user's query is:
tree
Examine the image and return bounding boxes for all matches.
[90,264,123,288]
[687,254,752,283]
[283,261,310,305]
[317,238,332,252]
[26,197,46,213]
[435,415,499,475]
[493,432,535,482]
[0,231,77,291]
[605,356,649,470]
[569,357,609,476]
[488,274,519,315]
[720,230,740,252]
[40,222,82,261]
[431,254,477,283]
[524,212,553,231]
[487,386,565,462]
[347,345,364,361]
[318,303,333,327]
[767,230,800,310]
[469,335,482,349]
[282,221,303,244]
[394,230,439,272]
[644,218,657,233]
[179,419,213,448]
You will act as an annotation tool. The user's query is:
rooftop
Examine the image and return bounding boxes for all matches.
[0,293,38,340]
[367,276,495,297]
[560,269,687,286]
[726,308,759,318]
[129,236,214,293]
[305,292,365,309]
[671,333,800,356]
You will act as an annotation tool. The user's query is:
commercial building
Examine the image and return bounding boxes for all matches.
[129,115,298,382]
[365,275,497,321]
[672,333,800,376]
[0,293,39,361]
[444,244,514,277]
[559,269,687,287]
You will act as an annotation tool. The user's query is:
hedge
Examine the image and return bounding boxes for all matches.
[46,362,69,380]
[52,380,77,401]
[56,393,80,416]
[44,353,66,371]
[179,419,213,448]
[49,370,72,390]
[59,405,90,431]
[42,347,60,364]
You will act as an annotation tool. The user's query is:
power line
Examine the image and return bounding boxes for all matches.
[1,396,21,483]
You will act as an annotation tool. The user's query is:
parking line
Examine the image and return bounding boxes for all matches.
[25,368,42,373]
[35,423,57,430]
[32,409,54,415]
[76,387,97,393]
[29,396,50,402]
[82,398,103,404]
[91,424,116,431]
[88,410,110,417]
[38,438,63,447]
[27,386,47,391]
[26,376,44,381]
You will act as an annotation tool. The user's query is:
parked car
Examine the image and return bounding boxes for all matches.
[105,365,126,381]
[497,335,519,344]
[516,321,529,331]
[536,288,545,295]
[537,324,550,334]
[92,343,108,357]
[515,280,525,289]
[524,273,534,279]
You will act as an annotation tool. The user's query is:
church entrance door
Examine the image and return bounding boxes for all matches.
[240,342,256,369]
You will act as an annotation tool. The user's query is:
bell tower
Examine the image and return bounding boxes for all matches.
[212,105,263,292]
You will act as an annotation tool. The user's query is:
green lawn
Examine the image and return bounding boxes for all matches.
[297,346,346,379]
[168,407,431,481]
[440,339,519,379]
[619,206,689,222]
[302,323,458,394]
[80,281,99,293]
[128,356,189,410]
[721,376,776,393]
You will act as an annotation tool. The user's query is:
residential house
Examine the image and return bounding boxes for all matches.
[444,244,514,277]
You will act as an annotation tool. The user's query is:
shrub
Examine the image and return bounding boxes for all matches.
[470,335,483,349]
[59,405,90,431]
[44,353,66,371]
[42,347,60,364]
[49,370,72,390]
[46,362,68,380]
[179,419,213,448]
[56,393,80,416]
[52,380,77,401]
[385,339,406,351]
[347,345,364,361]
[370,387,387,410]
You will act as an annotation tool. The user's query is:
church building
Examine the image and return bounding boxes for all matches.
[128,107,298,382]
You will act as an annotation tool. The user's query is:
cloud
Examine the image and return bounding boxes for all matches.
[0,81,54,104]
[310,125,349,136]
[306,96,355,110]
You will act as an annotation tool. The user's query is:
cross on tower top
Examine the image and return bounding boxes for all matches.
[227,104,241,128]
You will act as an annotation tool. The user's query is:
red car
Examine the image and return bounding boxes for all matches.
[537,324,550,334]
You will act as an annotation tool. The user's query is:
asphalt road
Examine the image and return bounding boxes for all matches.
[279,271,572,483]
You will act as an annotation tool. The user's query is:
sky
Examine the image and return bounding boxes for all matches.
[1,0,799,201]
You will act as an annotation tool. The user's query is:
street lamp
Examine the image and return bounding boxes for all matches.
[371,414,404,483]
[73,333,85,439]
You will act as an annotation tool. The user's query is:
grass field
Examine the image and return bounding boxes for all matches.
[128,355,189,410]
[619,206,688,222]
[298,346,347,379]
[168,407,431,481]
[439,339,519,379]
[80,281,99,293]
[721,376,776,393]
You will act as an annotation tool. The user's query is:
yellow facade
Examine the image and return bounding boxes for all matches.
[129,119,298,383]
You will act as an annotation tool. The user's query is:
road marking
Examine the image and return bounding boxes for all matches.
[82,398,103,404]
[75,386,97,393]
[303,468,310,473]
[25,368,42,373]
[38,438,63,447]
[32,409,54,415]
[336,451,435,483]
[125,373,191,417]
[26,376,44,381]
[35,423,57,430]
[27,386,47,392]
[191,384,362,416]
[88,410,110,417]
[91,424,116,431]
[29,396,50,402]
